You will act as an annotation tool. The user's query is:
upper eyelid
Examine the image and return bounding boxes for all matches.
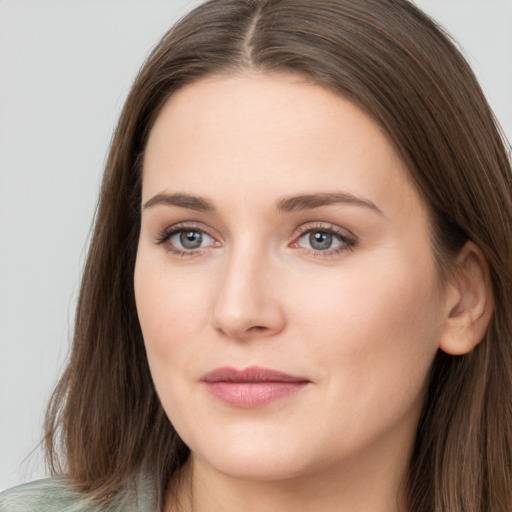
[161,222,216,237]
[294,222,357,240]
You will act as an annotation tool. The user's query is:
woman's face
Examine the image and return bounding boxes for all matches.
[135,72,449,483]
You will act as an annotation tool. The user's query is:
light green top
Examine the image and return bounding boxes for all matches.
[0,476,158,512]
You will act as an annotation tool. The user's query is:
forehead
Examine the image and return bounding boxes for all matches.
[142,72,423,220]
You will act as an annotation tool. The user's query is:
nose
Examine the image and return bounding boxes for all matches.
[211,245,286,340]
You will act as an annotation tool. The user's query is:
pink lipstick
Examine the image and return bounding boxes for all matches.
[201,366,310,408]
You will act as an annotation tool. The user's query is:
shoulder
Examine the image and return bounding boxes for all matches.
[0,475,157,512]
[0,478,91,512]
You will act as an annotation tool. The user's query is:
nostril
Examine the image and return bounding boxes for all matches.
[240,325,271,337]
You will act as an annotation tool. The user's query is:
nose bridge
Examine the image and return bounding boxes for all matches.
[211,238,284,338]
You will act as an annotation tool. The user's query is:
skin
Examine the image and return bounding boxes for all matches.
[134,72,458,512]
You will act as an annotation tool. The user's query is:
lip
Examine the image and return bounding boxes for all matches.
[201,366,311,408]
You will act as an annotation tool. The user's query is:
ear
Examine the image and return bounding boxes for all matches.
[439,241,494,356]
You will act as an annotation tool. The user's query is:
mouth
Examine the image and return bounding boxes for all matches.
[201,366,311,408]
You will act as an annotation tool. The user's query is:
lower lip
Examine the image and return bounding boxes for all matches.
[204,381,309,408]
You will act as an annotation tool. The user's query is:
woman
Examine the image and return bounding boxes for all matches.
[1,0,511,511]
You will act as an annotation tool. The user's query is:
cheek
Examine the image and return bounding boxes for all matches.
[134,255,211,377]
[294,258,441,337]
[290,252,443,402]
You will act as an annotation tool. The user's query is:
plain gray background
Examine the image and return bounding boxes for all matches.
[1,0,511,491]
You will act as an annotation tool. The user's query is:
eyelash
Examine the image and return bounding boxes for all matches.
[156,222,357,257]
[156,222,217,257]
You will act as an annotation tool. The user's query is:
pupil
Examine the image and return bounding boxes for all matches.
[180,231,202,249]
[309,231,332,250]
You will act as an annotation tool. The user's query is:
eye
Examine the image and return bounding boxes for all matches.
[291,225,356,254]
[170,229,213,250]
[157,224,220,255]
[303,231,339,251]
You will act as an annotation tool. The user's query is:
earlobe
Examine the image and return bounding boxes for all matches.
[439,241,494,356]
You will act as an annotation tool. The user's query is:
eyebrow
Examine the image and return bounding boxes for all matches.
[277,192,383,215]
[143,193,215,212]
[142,191,382,215]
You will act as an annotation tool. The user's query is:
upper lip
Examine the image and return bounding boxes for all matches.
[201,366,310,383]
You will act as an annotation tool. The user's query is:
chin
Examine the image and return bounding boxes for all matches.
[184,429,317,482]
[199,452,311,482]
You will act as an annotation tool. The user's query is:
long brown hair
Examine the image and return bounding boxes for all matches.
[44,0,512,510]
